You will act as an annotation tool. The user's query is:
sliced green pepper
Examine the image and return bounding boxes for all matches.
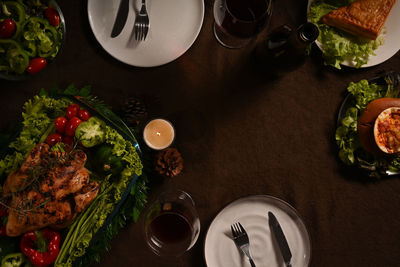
[1,253,31,267]
[21,17,60,59]
[75,117,107,148]
[0,39,29,74]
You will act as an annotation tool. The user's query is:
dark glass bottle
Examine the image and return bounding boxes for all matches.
[255,22,319,73]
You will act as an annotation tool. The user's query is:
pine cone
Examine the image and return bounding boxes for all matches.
[155,148,183,177]
[122,97,148,126]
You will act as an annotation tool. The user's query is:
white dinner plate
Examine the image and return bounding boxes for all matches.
[87,0,204,67]
[204,195,311,267]
[307,0,400,68]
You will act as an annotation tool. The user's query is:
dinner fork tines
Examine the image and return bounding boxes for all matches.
[134,0,150,41]
[231,222,256,267]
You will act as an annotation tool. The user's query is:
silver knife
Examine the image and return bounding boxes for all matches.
[111,0,130,38]
[268,212,292,267]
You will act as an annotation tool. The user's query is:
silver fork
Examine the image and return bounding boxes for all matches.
[231,222,256,267]
[134,0,150,41]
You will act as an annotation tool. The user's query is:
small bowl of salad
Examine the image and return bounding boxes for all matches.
[0,0,66,80]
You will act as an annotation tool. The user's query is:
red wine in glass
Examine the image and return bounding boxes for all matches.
[213,0,273,48]
[143,190,200,257]
[147,212,193,255]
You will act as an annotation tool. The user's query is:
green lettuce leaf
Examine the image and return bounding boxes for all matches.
[347,80,386,110]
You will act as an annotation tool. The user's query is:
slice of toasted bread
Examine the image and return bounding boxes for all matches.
[321,0,396,40]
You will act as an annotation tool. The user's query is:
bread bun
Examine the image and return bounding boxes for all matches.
[358,98,400,155]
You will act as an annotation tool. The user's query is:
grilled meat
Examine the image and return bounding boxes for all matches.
[3,143,99,237]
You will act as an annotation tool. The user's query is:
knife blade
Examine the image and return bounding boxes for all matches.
[268,211,292,267]
[111,0,130,38]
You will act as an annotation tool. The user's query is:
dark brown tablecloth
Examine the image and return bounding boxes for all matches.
[1,0,400,266]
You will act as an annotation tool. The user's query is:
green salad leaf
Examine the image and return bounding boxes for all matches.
[347,79,387,110]
[308,0,384,69]
[336,107,359,165]
[22,17,60,59]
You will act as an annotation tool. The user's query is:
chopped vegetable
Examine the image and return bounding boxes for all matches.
[1,253,30,267]
[75,117,106,148]
[308,0,384,69]
[20,229,60,267]
[0,0,63,75]
[0,40,29,74]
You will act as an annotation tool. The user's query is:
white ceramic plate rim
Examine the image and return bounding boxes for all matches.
[307,0,400,68]
[87,0,205,67]
[204,195,312,267]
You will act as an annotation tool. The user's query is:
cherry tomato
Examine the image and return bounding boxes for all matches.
[0,19,16,38]
[66,104,80,119]
[65,117,82,136]
[0,226,6,236]
[54,116,67,133]
[46,133,63,146]
[26,57,47,74]
[77,109,91,121]
[45,7,60,27]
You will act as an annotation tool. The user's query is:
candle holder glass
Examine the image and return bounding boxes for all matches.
[143,118,175,150]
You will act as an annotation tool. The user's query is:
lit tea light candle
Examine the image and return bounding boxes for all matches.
[143,119,175,150]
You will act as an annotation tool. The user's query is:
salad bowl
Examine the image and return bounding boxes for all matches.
[0,0,66,81]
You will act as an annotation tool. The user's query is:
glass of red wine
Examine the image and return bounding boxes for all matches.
[213,0,273,49]
[143,189,200,257]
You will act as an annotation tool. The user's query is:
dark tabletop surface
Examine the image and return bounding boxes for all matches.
[1,0,400,266]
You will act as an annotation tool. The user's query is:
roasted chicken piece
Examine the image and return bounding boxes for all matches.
[321,0,396,40]
[3,143,99,237]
